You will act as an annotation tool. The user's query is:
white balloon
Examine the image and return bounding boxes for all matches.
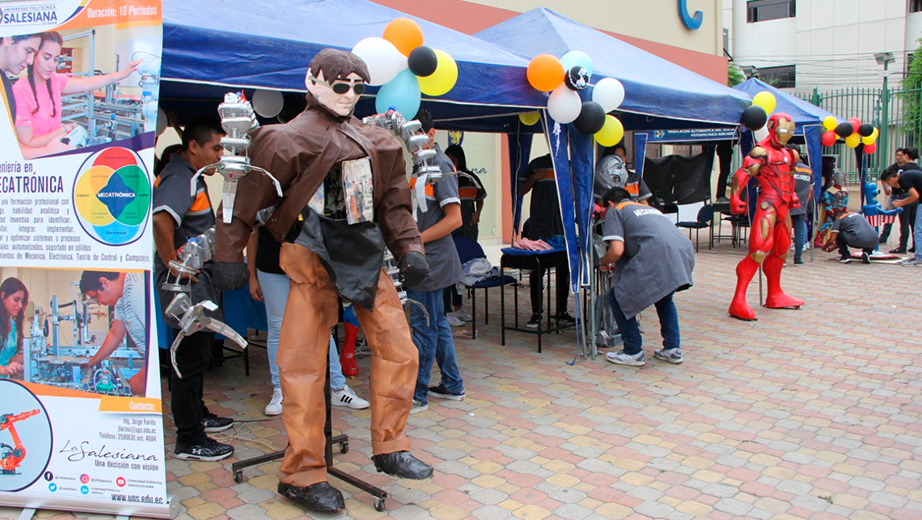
[351,37,408,86]
[547,85,582,124]
[754,123,769,142]
[156,107,167,136]
[252,89,284,118]
[592,77,625,113]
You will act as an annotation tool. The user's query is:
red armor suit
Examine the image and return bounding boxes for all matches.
[729,113,804,320]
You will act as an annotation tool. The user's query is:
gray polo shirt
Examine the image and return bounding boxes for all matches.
[115,272,147,354]
[832,213,878,250]
[791,162,814,217]
[153,154,222,327]
[407,144,463,292]
[602,201,695,319]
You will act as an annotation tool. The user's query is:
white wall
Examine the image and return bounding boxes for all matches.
[727,0,917,93]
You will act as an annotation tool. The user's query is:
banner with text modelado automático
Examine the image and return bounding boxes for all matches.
[0,1,168,517]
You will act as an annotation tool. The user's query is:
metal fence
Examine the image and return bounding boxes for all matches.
[796,86,922,183]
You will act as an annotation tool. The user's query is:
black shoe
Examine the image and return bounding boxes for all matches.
[862,252,871,264]
[278,482,344,512]
[428,383,465,401]
[202,413,234,433]
[525,313,541,330]
[890,247,907,254]
[555,312,577,326]
[911,247,916,253]
[174,438,234,461]
[372,451,433,479]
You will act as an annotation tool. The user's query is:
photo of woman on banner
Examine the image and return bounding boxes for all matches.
[79,271,149,396]
[0,33,40,126]
[12,31,141,159]
[0,278,29,379]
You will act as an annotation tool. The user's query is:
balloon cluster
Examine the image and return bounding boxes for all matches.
[820,116,879,153]
[740,90,775,134]
[519,51,625,147]
[352,18,458,118]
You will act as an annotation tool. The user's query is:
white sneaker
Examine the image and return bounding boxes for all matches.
[445,313,464,327]
[332,384,370,410]
[264,387,283,416]
[453,308,473,322]
[606,350,645,366]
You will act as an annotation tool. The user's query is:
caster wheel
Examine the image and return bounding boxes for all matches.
[374,498,386,512]
[233,472,243,483]
[340,442,349,454]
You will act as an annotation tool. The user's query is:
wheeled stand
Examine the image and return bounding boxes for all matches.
[230,349,389,512]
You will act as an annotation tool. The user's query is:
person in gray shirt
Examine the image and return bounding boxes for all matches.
[599,187,695,367]
[405,110,465,412]
[822,210,878,264]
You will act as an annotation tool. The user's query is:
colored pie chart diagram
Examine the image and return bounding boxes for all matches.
[73,148,151,246]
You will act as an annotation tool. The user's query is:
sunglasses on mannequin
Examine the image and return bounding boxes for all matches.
[310,76,366,95]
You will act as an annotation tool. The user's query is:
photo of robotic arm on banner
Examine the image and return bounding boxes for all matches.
[0,409,40,476]
[159,227,247,379]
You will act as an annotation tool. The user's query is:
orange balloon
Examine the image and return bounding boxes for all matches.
[527,54,565,92]
[383,18,424,57]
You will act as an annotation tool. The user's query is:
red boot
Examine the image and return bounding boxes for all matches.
[340,323,359,377]
[729,256,760,321]
[762,256,804,309]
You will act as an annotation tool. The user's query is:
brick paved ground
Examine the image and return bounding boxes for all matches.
[3,240,921,520]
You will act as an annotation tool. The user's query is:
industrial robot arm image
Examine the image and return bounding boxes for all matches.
[190,92,284,224]
[0,409,40,475]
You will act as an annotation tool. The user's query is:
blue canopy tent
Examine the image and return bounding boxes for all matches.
[476,8,752,300]
[733,78,842,203]
[159,0,548,123]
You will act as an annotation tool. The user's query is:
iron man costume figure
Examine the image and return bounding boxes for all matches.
[729,112,804,320]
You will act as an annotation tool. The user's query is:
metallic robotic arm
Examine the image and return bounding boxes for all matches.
[190,92,284,223]
[161,227,248,378]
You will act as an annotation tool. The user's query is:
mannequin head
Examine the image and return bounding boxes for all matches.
[304,49,370,117]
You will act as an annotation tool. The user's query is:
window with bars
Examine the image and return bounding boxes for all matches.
[747,0,796,22]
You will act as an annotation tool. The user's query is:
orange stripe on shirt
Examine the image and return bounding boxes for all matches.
[189,191,211,212]
[615,201,645,210]
[408,178,435,197]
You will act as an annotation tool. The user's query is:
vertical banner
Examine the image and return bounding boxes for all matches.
[0,1,168,518]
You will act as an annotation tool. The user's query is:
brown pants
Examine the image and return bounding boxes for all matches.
[277,243,417,487]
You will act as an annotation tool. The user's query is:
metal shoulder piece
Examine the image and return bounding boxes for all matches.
[160,226,247,378]
[362,110,463,213]
[190,92,284,224]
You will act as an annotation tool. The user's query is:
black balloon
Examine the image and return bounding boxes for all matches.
[835,122,854,138]
[408,46,438,77]
[565,65,590,90]
[740,105,767,131]
[858,123,874,137]
[573,101,606,134]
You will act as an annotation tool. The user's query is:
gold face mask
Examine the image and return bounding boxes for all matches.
[773,118,796,145]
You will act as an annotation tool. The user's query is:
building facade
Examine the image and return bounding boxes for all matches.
[724,0,922,94]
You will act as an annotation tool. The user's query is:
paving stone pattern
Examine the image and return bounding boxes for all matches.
[3,243,921,520]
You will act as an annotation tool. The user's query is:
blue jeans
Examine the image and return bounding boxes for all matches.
[257,270,345,391]
[915,206,922,261]
[792,215,807,262]
[609,290,680,356]
[406,289,464,405]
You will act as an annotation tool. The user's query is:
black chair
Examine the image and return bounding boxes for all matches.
[676,204,714,252]
[452,236,517,339]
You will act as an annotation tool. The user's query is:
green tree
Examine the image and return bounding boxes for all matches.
[904,38,922,142]
[728,62,746,87]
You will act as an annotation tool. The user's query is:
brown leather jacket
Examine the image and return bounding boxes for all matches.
[214,97,423,264]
